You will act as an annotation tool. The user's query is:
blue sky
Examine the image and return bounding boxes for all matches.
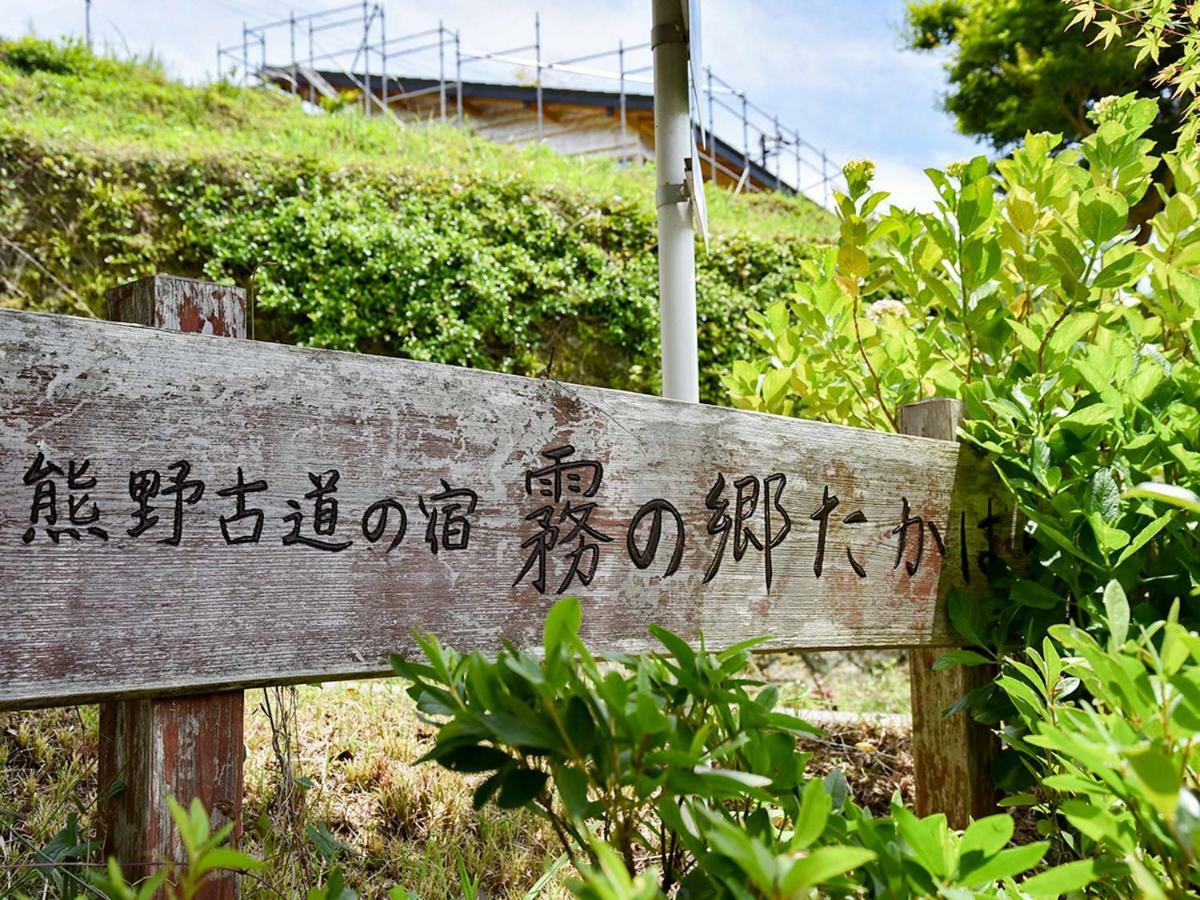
[4,0,986,208]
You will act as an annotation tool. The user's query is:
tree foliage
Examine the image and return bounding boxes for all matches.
[1066,0,1200,151]
[727,97,1200,635]
[904,0,1181,153]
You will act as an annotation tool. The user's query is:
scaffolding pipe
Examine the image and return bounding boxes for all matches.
[651,0,698,403]
[216,7,840,199]
[549,43,648,67]
[774,115,781,191]
[618,40,627,161]
[706,66,716,184]
[378,26,443,45]
[362,1,370,115]
[463,41,537,60]
[794,130,801,198]
[439,21,446,121]
[741,92,749,174]
[383,83,446,102]
[312,15,364,34]
[535,14,544,142]
[366,38,444,61]
[455,30,463,125]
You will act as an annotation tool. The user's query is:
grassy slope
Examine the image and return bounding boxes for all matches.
[0,41,832,402]
[0,52,829,239]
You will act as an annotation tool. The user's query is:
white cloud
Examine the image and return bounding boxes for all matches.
[701,2,938,97]
[869,155,939,212]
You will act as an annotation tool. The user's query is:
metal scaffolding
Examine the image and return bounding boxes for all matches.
[216,5,846,205]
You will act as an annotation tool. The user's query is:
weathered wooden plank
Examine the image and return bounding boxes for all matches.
[0,309,1005,709]
[98,276,246,899]
[901,398,998,827]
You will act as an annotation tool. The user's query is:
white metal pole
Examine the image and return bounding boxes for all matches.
[85,0,93,51]
[652,0,698,403]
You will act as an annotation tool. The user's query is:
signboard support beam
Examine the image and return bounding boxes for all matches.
[901,397,997,828]
[98,275,247,899]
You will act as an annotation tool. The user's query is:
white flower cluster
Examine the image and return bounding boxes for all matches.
[866,298,908,322]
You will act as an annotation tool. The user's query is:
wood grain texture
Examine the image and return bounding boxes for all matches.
[97,276,245,899]
[0,309,1005,710]
[98,692,244,886]
[106,275,246,339]
[901,398,998,827]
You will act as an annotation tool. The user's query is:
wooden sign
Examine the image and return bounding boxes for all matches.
[0,309,1005,710]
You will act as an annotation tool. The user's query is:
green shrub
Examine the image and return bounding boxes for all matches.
[394,598,1091,898]
[0,36,157,82]
[0,138,821,403]
[724,4,1200,894]
[999,583,1200,894]
[726,94,1200,643]
[1,37,99,77]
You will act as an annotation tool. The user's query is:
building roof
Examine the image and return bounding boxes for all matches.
[267,67,797,195]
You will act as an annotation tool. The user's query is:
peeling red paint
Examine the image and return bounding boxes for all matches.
[97,276,247,899]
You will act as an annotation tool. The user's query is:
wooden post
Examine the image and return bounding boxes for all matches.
[99,275,247,898]
[900,398,996,827]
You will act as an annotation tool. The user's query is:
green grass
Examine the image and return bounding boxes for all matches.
[0,659,906,897]
[762,651,912,716]
[241,682,570,898]
[0,38,832,243]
